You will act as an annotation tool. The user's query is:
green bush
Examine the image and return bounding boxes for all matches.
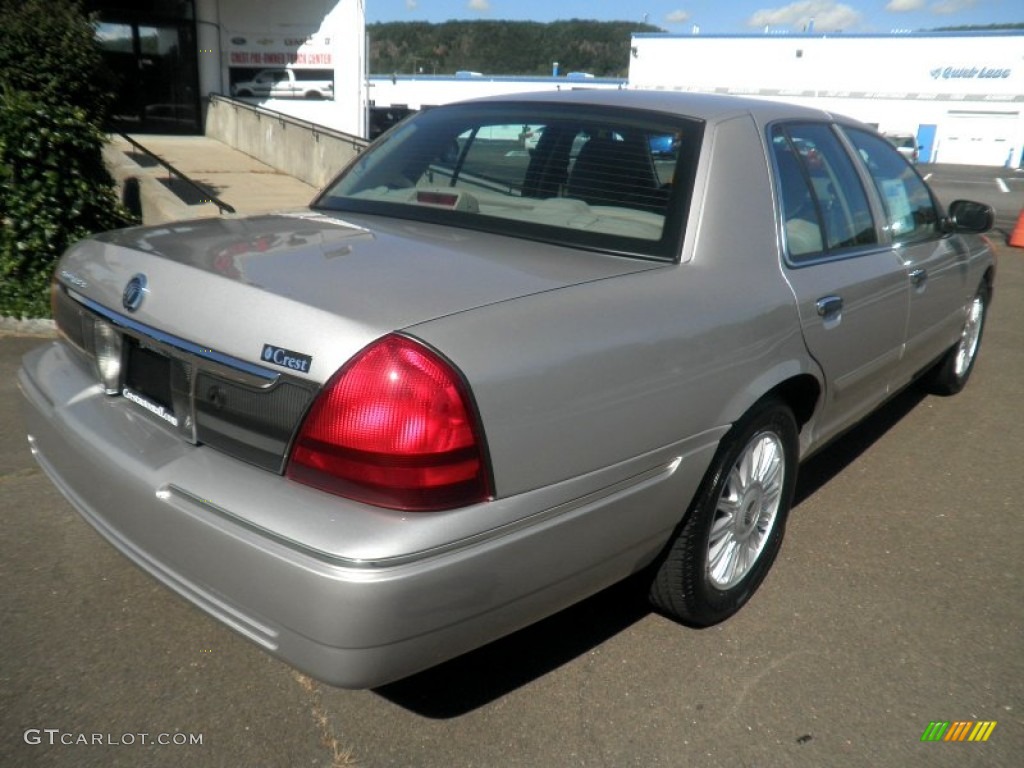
[0,0,135,319]
[0,90,135,318]
[0,0,114,118]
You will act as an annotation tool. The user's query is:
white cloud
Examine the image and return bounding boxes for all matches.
[930,0,978,15]
[405,0,418,11]
[467,0,490,12]
[666,10,691,24]
[747,1,862,32]
[885,0,925,11]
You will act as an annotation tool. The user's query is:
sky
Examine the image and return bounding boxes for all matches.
[366,0,1022,33]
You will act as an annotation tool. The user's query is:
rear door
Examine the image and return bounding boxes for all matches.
[771,123,909,443]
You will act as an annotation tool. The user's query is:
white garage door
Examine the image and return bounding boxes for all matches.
[935,113,1018,166]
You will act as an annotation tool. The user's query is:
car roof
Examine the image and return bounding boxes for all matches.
[459,88,855,128]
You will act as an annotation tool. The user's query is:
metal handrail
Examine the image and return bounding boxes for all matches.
[116,132,236,215]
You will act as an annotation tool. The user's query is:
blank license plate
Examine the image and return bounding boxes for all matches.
[124,338,174,413]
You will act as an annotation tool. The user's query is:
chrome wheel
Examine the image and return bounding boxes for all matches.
[953,294,984,379]
[923,283,989,397]
[706,431,785,590]
[649,399,797,627]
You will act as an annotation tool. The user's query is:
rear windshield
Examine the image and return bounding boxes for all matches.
[314,102,704,261]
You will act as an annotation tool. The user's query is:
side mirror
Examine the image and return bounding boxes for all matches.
[946,199,994,234]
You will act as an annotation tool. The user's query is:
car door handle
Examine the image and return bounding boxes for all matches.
[909,268,928,287]
[816,295,843,317]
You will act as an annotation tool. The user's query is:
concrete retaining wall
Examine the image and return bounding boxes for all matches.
[205,96,368,189]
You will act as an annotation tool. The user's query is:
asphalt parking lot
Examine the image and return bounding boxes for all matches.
[2,179,1022,767]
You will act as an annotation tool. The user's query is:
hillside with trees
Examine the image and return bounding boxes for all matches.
[368,19,663,78]
[368,20,1024,79]
[934,23,1024,30]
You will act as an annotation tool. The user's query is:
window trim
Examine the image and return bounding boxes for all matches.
[768,120,893,269]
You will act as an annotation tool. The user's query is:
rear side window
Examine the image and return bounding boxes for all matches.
[842,127,940,245]
[771,123,877,262]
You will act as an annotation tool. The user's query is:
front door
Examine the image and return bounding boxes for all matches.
[95,19,200,134]
[916,124,937,164]
[136,23,199,133]
[842,127,972,383]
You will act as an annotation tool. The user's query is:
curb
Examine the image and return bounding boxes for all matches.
[0,316,57,337]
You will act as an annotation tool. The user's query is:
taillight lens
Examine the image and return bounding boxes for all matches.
[286,334,491,511]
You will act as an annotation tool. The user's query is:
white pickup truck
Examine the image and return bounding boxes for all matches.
[231,69,333,100]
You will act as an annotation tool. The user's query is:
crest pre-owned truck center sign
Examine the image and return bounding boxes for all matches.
[228,34,333,68]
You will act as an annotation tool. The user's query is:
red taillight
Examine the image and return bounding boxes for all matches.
[286,334,491,511]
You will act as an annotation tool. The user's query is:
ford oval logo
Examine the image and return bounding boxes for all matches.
[122,274,148,313]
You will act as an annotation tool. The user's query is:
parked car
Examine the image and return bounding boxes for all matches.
[231,68,333,100]
[885,133,920,163]
[20,90,995,689]
[647,132,677,156]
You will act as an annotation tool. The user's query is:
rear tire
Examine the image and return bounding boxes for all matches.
[923,283,989,396]
[650,399,798,627]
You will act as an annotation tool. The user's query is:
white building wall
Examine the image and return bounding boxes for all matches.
[196,0,225,100]
[197,0,366,137]
[368,75,627,111]
[629,32,1024,167]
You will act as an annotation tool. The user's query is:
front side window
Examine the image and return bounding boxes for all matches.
[315,103,703,261]
[842,127,940,245]
[771,123,877,262]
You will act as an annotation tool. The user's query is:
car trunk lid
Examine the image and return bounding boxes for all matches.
[59,211,662,381]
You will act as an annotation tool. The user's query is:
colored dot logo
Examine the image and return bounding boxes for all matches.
[921,721,997,742]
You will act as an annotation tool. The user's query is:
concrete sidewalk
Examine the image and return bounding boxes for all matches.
[104,134,318,224]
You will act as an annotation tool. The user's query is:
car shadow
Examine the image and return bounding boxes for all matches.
[794,385,926,505]
[375,385,928,717]
[375,572,654,718]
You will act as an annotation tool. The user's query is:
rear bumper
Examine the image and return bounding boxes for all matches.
[19,341,715,688]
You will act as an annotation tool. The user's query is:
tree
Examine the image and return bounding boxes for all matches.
[0,0,135,319]
[0,0,115,117]
[368,19,664,78]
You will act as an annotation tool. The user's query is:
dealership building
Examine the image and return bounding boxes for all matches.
[373,31,1023,167]
[85,0,366,136]
[82,2,1022,168]
[627,31,1023,167]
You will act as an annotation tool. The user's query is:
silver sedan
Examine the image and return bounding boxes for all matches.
[19,90,995,688]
